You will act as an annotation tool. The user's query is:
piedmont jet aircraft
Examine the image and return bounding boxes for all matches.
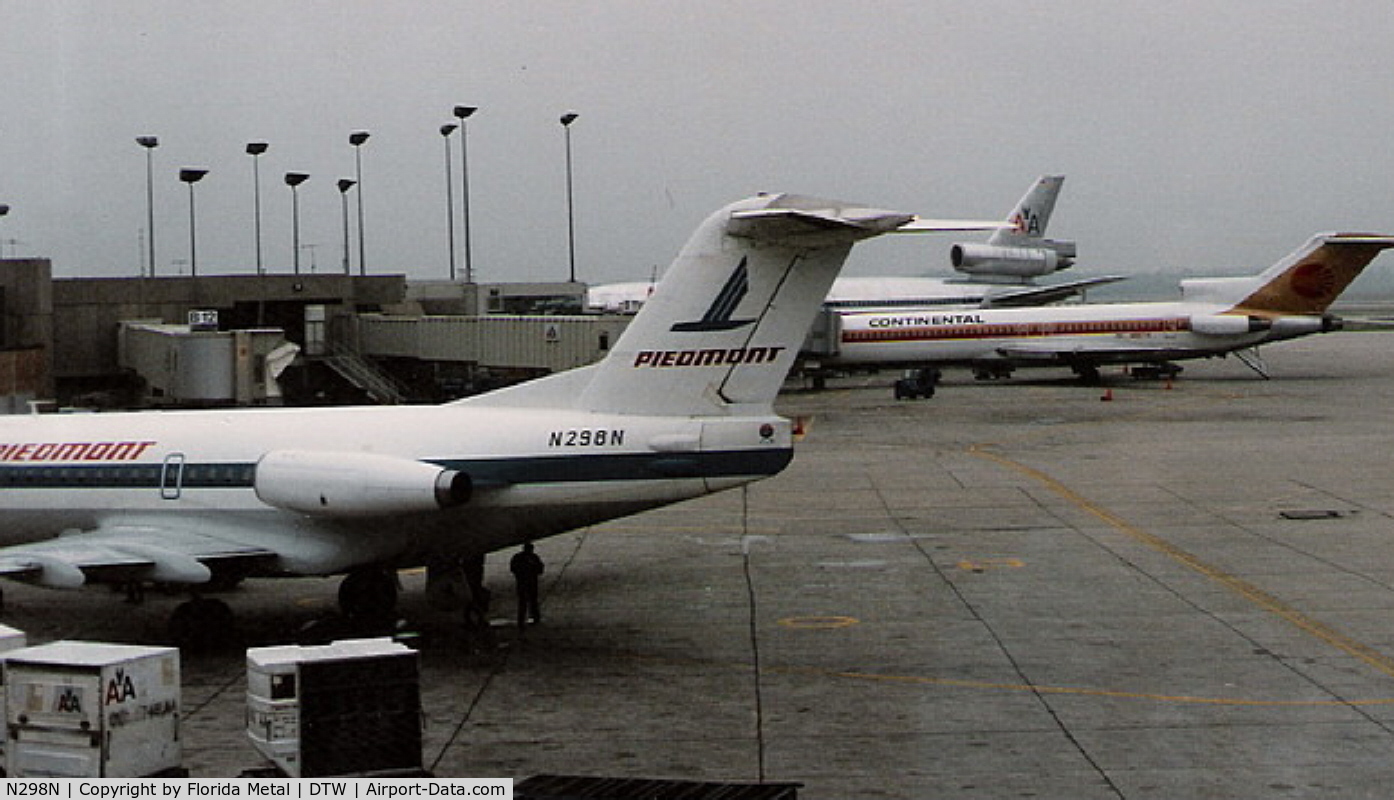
[589,176,1122,315]
[0,193,999,645]
[830,232,1394,385]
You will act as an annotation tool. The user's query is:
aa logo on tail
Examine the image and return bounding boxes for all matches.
[1009,208,1043,236]
[671,258,756,332]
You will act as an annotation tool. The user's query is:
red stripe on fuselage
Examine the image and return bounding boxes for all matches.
[842,317,1190,344]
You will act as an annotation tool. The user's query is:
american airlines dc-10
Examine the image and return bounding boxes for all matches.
[590,175,1121,316]
[0,193,1001,645]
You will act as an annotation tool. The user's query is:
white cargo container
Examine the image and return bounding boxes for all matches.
[0,626,29,658]
[0,625,28,763]
[247,637,421,777]
[5,641,180,777]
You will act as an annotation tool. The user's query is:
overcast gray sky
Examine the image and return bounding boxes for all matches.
[5,1,1394,295]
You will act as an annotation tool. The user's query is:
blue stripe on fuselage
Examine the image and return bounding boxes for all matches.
[0,449,794,490]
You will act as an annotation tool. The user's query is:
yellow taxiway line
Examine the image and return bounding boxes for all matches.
[967,443,1394,681]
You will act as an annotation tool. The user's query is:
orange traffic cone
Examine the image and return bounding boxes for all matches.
[1100,388,1114,402]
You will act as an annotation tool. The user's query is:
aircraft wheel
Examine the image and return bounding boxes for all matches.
[168,597,235,651]
[339,569,398,620]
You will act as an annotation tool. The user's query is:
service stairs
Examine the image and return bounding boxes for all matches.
[323,345,409,405]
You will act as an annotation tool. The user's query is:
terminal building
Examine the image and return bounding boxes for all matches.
[0,258,633,411]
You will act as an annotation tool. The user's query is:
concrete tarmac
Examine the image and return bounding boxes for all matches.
[4,331,1394,797]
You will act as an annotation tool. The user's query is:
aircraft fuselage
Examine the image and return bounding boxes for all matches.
[833,301,1328,368]
[0,403,792,577]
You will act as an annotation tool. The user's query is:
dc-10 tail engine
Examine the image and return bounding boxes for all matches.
[949,240,1077,279]
[254,450,471,517]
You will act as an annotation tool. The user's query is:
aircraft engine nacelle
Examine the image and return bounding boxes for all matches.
[1268,314,1338,339]
[254,449,471,518]
[949,242,1076,278]
[1188,314,1272,336]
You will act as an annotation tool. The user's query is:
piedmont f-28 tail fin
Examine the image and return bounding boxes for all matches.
[579,194,917,416]
[1182,234,1394,316]
[469,193,1002,417]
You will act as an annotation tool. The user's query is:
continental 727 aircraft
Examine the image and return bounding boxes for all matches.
[0,193,1001,644]
[829,232,1394,384]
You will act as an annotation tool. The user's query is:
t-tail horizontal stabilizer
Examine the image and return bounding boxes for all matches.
[472,194,1002,417]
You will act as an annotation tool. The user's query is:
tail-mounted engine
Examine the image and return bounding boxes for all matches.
[1188,314,1272,336]
[254,449,471,517]
[949,240,1077,278]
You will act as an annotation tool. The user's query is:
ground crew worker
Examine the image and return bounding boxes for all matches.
[510,543,544,630]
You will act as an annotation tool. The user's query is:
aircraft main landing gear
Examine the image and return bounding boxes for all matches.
[973,365,1014,380]
[338,568,399,621]
[1128,362,1184,381]
[426,556,497,651]
[168,596,234,651]
[1072,364,1102,384]
[893,368,940,400]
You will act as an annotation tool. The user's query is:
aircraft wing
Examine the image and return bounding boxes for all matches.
[996,340,1197,363]
[0,523,279,589]
[980,276,1129,308]
[894,217,1013,233]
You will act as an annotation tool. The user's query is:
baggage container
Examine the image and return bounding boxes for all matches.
[247,637,420,777]
[0,624,28,766]
[5,641,180,777]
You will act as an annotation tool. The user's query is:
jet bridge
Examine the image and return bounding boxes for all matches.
[119,322,298,407]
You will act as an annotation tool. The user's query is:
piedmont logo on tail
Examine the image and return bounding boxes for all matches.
[0,193,1000,645]
[670,257,756,332]
[633,346,786,368]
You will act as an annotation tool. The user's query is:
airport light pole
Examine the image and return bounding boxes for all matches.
[453,105,477,283]
[284,172,310,275]
[349,131,370,275]
[337,179,356,276]
[136,136,158,276]
[178,168,208,277]
[246,142,269,275]
[440,123,458,281]
[560,111,579,284]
